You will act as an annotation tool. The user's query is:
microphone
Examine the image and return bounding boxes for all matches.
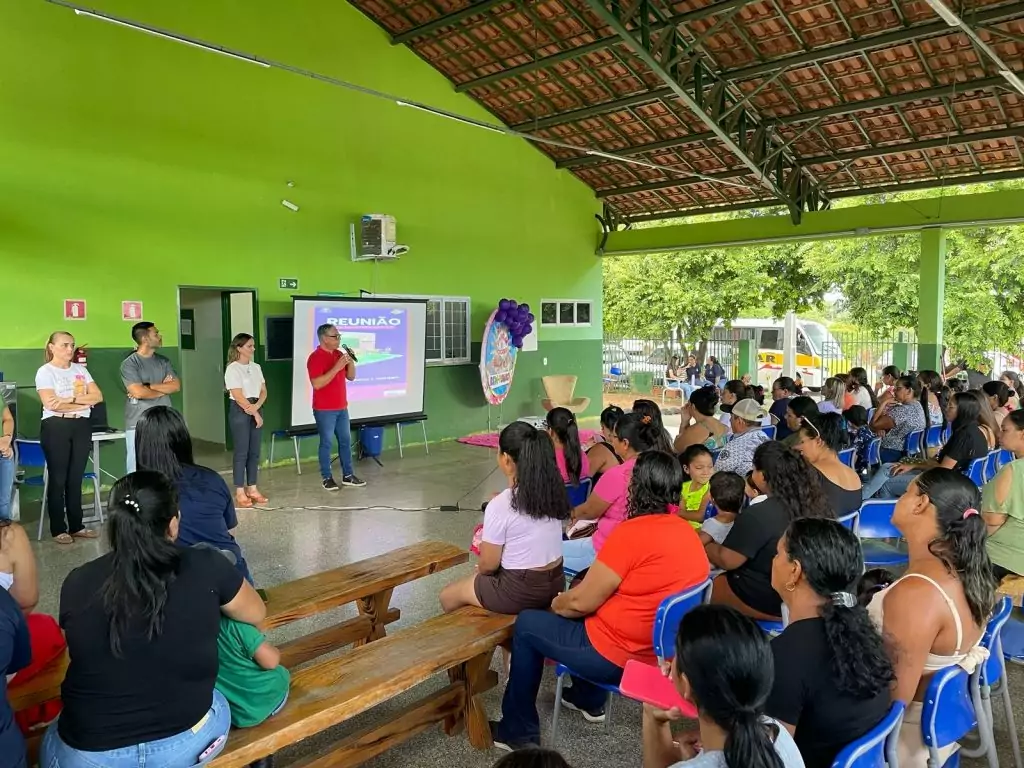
[342,344,359,363]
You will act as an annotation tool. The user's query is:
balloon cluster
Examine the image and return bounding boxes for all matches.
[495,298,534,349]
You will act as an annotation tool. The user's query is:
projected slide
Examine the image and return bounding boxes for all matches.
[290,297,427,429]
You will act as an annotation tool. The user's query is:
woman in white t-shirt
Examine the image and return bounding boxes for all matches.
[34,331,104,544]
[439,421,570,615]
[224,333,267,508]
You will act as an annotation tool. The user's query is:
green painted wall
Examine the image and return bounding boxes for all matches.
[0,0,602,465]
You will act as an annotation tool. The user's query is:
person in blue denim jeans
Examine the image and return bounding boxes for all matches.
[306,324,365,491]
[40,471,267,768]
[0,405,14,521]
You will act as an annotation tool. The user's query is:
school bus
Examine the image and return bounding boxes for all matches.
[709,319,846,390]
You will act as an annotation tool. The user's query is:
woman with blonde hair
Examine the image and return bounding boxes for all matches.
[224,333,267,507]
[35,331,104,544]
[818,378,846,415]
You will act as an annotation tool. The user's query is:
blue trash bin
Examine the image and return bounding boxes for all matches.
[360,426,384,458]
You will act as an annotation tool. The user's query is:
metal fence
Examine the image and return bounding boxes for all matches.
[602,335,746,389]
[821,331,918,388]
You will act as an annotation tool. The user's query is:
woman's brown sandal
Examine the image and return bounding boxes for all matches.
[53,533,74,545]
[71,529,99,539]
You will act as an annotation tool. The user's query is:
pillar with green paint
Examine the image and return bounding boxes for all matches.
[918,228,946,372]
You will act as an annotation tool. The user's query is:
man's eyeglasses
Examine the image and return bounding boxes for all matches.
[324,333,340,339]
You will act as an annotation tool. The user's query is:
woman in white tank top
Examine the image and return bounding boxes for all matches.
[867,468,994,766]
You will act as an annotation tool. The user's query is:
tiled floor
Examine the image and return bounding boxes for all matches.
[21,440,1024,768]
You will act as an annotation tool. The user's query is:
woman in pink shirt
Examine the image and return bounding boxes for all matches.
[547,407,590,486]
[563,413,661,573]
[440,422,571,615]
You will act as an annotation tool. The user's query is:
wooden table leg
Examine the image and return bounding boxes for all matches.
[444,649,498,749]
[353,588,393,647]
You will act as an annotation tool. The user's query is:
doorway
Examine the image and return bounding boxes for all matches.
[177,287,258,468]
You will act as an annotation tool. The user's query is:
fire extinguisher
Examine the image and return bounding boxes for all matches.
[73,345,89,366]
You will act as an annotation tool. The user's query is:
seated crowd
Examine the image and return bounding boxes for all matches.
[2,361,1022,768]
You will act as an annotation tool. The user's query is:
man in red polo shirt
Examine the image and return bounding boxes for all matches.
[307,323,365,491]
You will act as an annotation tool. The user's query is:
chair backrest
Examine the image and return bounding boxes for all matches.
[838,448,856,468]
[997,448,1014,470]
[979,596,1013,688]
[866,437,881,467]
[965,457,987,486]
[543,375,578,403]
[837,510,858,532]
[565,477,593,507]
[857,500,900,540]
[905,429,924,457]
[942,424,952,443]
[829,700,905,768]
[608,366,623,377]
[653,579,713,662]
[921,665,978,750]
[759,425,776,440]
[985,451,1000,484]
[14,439,46,469]
[925,424,944,449]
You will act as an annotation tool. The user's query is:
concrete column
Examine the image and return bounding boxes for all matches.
[737,340,757,378]
[918,228,946,372]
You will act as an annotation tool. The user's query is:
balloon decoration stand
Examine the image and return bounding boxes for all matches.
[479,298,534,413]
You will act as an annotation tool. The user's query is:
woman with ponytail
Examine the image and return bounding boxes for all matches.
[866,468,995,765]
[41,471,265,768]
[642,604,803,768]
[441,421,569,615]
[586,405,625,485]
[546,407,589,486]
[766,519,892,768]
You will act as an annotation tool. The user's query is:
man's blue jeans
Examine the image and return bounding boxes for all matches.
[498,609,623,743]
[41,690,231,768]
[0,454,14,520]
[862,463,920,500]
[313,409,353,479]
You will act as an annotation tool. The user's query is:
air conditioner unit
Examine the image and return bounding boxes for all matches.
[350,214,409,262]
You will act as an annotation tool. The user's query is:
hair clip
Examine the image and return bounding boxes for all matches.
[962,508,980,520]
[122,496,140,511]
[641,415,653,424]
[830,591,857,608]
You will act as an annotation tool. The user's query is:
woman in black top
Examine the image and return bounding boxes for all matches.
[792,413,862,518]
[706,442,834,619]
[41,471,265,768]
[587,405,625,485]
[767,518,893,768]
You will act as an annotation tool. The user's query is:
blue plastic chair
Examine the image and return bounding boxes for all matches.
[757,618,785,637]
[959,596,1022,768]
[996,448,1014,470]
[566,477,593,507]
[857,500,908,568]
[830,700,905,768]
[921,665,978,767]
[942,424,952,443]
[838,447,856,468]
[550,579,713,743]
[866,437,882,470]
[984,451,1000,485]
[16,439,103,541]
[905,429,925,458]
[926,424,945,452]
[838,509,858,532]
[759,425,777,440]
[965,457,987,487]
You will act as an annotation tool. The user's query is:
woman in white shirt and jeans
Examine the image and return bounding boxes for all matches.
[34,331,104,544]
[224,334,267,508]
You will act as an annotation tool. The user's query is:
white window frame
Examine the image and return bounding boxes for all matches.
[375,293,472,366]
[540,298,592,328]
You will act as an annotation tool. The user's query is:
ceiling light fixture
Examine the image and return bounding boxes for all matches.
[72,8,270,67]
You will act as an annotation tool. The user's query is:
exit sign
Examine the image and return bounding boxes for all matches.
[279,278,299,290]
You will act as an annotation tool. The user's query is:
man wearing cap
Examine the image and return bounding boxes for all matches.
[714,399,770,475]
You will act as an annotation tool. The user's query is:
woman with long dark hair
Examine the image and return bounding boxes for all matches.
[719,379,753,431]
[766,519,893,768]
[491,452,709,750]
[643,605,803,768]
[631,400,675,454]
[866,468,994,765]
[586,405,624,485]
[983,380,1012,428]
[918,370,946,432]
[792,413,861,518]
[983,409,1024,578]
[961,389,1000,449]
[40,471,265,767]
[564,413,660,573]
[863,390,990,500]
[546,407,588,486]
[224,332,268,508]
[440,422,569,615]
[1000,370,1023,410]
[847,367,877,410]
[707,442,833,620]
[674,386,728,453]
[135,406,253,583]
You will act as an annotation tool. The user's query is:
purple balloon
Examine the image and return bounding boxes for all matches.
[512,335,524,347]
[520,303,531,314]
[495,310,506,323]
[508,299,518,311]
[523,323,533,335]
[498,299,510,311]
[527,312,535,323]
[517,307,529,321]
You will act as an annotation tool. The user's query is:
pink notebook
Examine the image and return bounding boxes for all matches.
[619,659,698,719]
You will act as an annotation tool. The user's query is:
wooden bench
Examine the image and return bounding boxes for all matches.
[8,541,467,711]
[210,607,515,768]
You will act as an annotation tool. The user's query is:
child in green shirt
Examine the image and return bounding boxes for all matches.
[215,616,291,728]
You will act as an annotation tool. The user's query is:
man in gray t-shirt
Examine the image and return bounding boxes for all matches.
[121,321,180,472]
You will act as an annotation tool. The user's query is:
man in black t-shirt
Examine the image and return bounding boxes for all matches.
[770,376,797,440]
